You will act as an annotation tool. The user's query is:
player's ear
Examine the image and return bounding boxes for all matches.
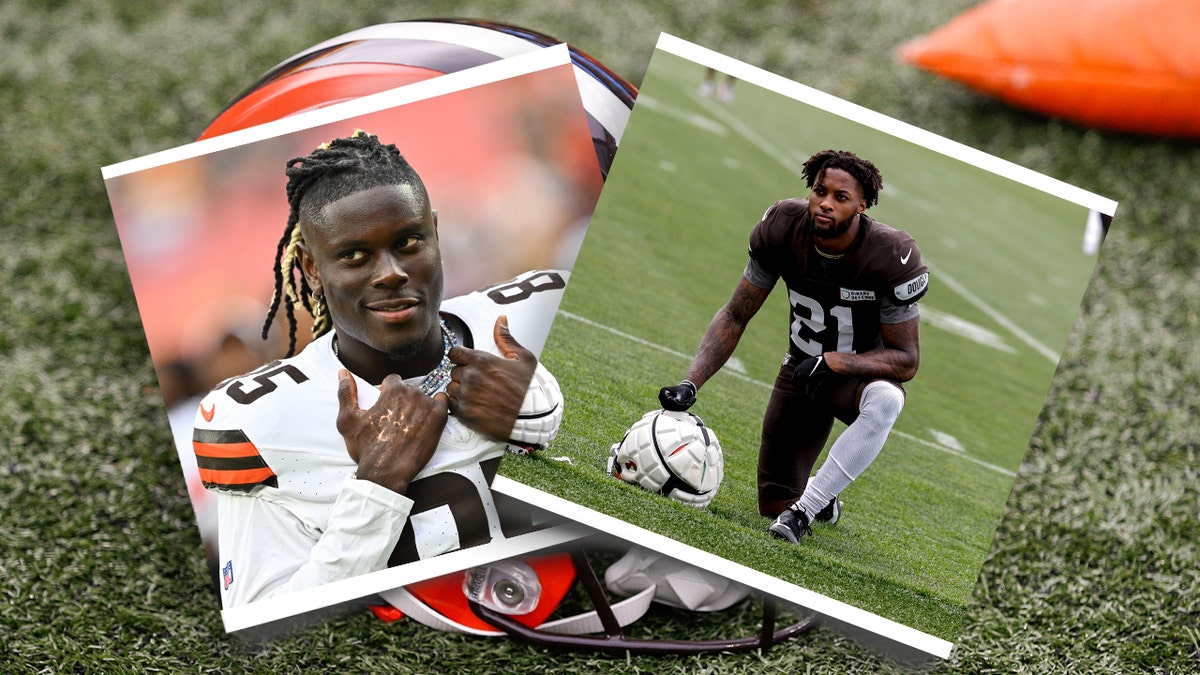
[296,239,322,296]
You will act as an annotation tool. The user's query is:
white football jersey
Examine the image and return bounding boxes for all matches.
[193,269,568,608]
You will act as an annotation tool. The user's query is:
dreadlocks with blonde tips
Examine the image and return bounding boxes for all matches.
[263,130,430,356]
[801,149,884,208]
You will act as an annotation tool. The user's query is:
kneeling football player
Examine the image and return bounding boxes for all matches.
[659,149,929,545]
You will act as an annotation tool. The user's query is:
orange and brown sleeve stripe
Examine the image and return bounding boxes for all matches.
[193,428,278,492]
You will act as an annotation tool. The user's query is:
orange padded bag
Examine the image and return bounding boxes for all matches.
[899,0,1200,138]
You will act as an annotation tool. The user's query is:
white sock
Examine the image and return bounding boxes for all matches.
[797,381,905,515]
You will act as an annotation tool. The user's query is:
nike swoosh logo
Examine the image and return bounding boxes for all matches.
[200,404,215,422]
[900,248,912,265]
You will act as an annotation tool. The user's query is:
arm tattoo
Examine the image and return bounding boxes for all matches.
[685,279,770,388]
[827,317,920,382]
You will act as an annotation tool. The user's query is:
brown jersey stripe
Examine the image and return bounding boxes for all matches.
[195,453,272,473]
[193,427,253,445]
[198,465,279,491]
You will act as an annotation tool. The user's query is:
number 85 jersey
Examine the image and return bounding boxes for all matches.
[192,269,568,608]
[748,200,929,358]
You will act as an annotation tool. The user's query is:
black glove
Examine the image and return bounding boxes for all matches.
[791,354,832,399]
[659,380,697,411]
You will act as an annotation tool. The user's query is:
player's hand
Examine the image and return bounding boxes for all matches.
[446,315,538,441]
[791,354,833,399]
[336,369,449,495]
[659,380,697,411]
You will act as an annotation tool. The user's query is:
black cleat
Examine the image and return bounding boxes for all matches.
[812,496,842,524]
[768,507,813,544]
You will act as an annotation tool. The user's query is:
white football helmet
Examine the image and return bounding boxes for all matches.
[607,409,724,507]
[506,362,564,455]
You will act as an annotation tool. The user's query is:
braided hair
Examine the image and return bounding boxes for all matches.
[263,130,429,356]
[800,149,884,209]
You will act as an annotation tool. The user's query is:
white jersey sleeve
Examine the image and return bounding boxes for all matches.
[213,476,412,606]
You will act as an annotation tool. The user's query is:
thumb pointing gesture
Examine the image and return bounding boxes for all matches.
[446,315,537,440]
[493,315,533,362]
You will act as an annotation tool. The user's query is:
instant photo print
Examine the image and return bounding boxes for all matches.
[496,34,1118,659]
[102,45,607,637]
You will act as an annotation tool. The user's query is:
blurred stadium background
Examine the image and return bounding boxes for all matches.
[1,1,1197,673]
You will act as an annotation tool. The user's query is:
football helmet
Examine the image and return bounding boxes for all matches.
[199,19,636,178]
[608,409,724,507]
[370,545,816,654]
[506,362,564,456]
[604,547,749,612]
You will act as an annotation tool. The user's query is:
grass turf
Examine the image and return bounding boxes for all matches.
[2,0,1199,673]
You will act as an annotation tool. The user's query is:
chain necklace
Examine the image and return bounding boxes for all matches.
[812,242,847,259]
[332,318,456,396]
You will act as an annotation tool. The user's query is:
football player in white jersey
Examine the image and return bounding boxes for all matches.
[193,131,564,608]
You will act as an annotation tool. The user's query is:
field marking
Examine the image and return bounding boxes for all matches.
[657,34,1116,215]
[925,261,1061,364]
[695,93,808,177]
[891,430,1016,478]
[634,93,728,136]
[557,309,1017,478]
[919,306,1016,354]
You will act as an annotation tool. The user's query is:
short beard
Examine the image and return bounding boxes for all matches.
[386,318,441,363]
[386,342,423,363]
[811,216,854,239]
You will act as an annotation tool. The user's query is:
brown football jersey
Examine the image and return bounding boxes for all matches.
[748,199,928,358]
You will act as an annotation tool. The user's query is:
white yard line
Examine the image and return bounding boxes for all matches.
[925,261,1062,364]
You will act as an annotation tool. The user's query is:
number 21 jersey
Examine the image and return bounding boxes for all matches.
[748,199,928,358]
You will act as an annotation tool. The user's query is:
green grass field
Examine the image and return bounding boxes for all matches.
[3,1,1200,673]
[499,49,1101,644]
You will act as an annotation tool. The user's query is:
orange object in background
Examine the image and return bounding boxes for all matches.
[898,0,1200,138]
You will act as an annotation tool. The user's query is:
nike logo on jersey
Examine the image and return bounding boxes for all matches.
[200,403,215,422]
[900,248,912,265]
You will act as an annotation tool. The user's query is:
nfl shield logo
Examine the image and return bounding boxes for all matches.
[222,561,234,590]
